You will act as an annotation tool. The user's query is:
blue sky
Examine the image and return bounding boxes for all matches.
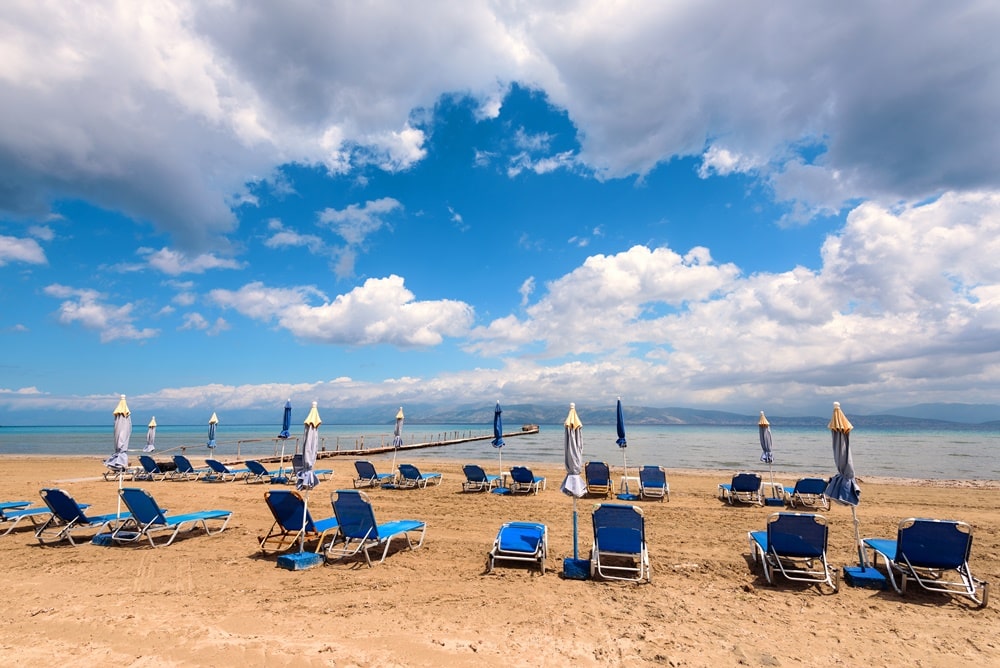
[3,1,1000,424]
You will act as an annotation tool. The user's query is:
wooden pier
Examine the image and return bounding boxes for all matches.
[242,425,539,466]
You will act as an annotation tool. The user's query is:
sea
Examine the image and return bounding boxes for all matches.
[1,423,997,481]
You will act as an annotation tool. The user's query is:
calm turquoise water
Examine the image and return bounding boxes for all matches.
[1,423,997,480]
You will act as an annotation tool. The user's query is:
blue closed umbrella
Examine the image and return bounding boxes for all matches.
[207,412,218,450]
[491,401,509,494]
[616,398,637,500]
[276,399,292,480]
[279,399,292,439]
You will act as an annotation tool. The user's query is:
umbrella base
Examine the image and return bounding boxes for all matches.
[491,487,511,495]
[616,493,639,501]
[277,552,325,571]
[764,497,785,507]
[843,566,887,590]
[91,533,115,547]
[562,557,590,580]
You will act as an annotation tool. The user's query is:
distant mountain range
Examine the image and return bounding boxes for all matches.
[7,401,1000,429]
[246,401,1000,428]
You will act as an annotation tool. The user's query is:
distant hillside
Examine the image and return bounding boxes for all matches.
[880,403,1000,424]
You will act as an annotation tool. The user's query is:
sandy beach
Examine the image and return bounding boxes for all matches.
[1,456,998,667]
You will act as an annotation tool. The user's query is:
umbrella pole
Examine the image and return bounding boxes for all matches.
[622,450,629,494]
[768,462,777,499]
[116,469,124,519]
[300,489,309,553]
[851,505,869,568]
[572,496,579,560]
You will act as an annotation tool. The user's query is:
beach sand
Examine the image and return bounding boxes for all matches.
[1,456,998,667]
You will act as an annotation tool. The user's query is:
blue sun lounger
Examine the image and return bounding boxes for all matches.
[245,460,284,484]
[718,472,764,506]
[353,460,396,488]
[509,466,546,495]
[863,518,988,607]
[35,488,129,546]
[1,503,54,537]
[169,455,210,481]
[486,521,548,574]
[204,459,251,482]
[326,489,426,566]
[590,503,650,582]
[111,487,232,548]
[136,455,169,482]
[639,465,670,501]
[748,512,838,592]
[397,463,442,489]
[786,477,830,510]
[462,464,500,492]
[260,489,339,553]
[585,461,613,498]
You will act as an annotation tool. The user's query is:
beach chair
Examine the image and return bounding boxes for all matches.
[397,463,443,489]
[590,503,650,583]
[259,489,339,553]
[584,461,613,498]
[291,454,333,481]
[462,464,500,492]
[169,455,210,481]
[35,488,128,546]
[1,503,54,537]
[135,455,169,482]
[111,487,232,548]
[863,518,988,607]
[748,512,838,592]
[639,465,670,501]
[718,472,763,506]
[353,460,395,488]
[509,466,546,495]
[486,521,548,574]
[203,458,251,482]
[326,489,426,567]
[786,477,830,510]
[245,460,284,484]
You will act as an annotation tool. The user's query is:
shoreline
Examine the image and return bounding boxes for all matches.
[5,454,997,489]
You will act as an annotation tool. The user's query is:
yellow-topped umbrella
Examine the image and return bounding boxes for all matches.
[144,416,157,452]
[560,403,586,567]
[207,412,218,450]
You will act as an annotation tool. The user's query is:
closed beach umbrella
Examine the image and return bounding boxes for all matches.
[560,403,586,559]
[276,399,292,479]
[824,402,867,567]
[279,399,292,439]
[106,395,132,519]
[615,397,636,499]
[491,401,508,493]
[759,411,777,500]
[390,407,404,477]
[143,416,156,453]
[296,401,322,552]
[207,412,218,450]
[103,394,132,470]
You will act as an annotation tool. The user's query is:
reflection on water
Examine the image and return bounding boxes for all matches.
[1,423,997,480]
